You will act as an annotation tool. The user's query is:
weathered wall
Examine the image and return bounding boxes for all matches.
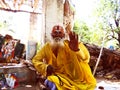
[44,0,64,42]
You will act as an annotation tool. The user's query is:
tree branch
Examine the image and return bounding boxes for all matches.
[0,7,42,14]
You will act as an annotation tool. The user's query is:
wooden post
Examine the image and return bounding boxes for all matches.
[93,35,106,76]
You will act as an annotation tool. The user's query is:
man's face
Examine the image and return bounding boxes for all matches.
[51,25,65,42]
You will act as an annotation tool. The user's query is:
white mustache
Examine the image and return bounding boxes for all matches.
[54,37,62,42]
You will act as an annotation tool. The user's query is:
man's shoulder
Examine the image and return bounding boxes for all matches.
[44,42,51,47]
[63,40,69,47]
[64,40,69,43]
[41,42,50,48]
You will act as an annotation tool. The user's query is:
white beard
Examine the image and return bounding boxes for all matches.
[50,37,65,48]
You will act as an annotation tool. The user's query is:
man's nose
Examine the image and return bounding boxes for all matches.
[55,30,61,34]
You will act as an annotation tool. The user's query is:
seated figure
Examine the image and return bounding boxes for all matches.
[32,25,96,90]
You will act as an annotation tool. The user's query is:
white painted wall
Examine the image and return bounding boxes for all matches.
[44,0,64,42]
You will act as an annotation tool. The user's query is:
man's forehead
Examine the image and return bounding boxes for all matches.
[52,25,65,33]
[54,25,63,30]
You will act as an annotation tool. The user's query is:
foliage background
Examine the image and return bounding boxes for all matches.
[73,0,120,49]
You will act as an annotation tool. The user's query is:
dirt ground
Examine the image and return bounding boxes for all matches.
[95,77,120,90]
[12,77,120,90]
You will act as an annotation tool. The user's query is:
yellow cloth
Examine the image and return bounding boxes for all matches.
[32,40,96,90]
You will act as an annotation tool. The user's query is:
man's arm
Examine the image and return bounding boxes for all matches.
[76,42,90,63]
[32,44,48,77]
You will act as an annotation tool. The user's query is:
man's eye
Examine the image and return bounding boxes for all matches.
[59,32,62,34]
[54,31,58,34]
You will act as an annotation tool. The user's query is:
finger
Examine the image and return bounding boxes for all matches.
[72,32,75,36]
[69,31,73,39]
[68,31,72,37]
[69,31,76,40]
[75,34,78,40]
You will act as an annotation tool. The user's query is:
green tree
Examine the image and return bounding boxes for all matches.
[73,0,120,49]
[93,0,120,48]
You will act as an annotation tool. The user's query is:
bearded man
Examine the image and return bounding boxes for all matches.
[32,25,96,90]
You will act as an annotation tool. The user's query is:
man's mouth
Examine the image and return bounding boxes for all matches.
[54,37,62,42]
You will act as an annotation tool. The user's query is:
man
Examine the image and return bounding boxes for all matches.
[32,25,96,90]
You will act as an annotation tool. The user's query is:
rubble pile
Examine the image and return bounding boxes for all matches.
[85,43,120,80]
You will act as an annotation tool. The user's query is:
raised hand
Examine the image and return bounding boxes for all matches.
[69,31,79,51]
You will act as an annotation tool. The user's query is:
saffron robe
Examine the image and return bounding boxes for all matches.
[32,40,96,90]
